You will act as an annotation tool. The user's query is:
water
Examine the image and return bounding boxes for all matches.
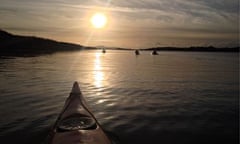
[0,50,238,144]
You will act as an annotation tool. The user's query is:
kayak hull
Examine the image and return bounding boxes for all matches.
[47,82,111,144]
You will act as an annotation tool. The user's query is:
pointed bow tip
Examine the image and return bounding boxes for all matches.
[71,81,81,93]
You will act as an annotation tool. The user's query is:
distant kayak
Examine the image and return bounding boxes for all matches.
[102,48,106,53]
[135,50,140,55]
[151,50,158,55]
[46,82,112,144]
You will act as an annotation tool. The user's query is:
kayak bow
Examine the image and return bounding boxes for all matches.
[47,82,112,144]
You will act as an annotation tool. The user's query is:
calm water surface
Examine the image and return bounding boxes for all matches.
[0,50,239,144]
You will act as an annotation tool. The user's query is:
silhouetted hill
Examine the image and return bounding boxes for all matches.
[0,30,13,38]
[0,30,83,56]
[141,46,239,52]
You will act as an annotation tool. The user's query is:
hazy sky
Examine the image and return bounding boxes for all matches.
[0,0,239,48]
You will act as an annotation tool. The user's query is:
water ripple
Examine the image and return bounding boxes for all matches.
[0,51,238,144]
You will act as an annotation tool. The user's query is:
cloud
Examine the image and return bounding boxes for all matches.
[197,0,239,13]
[103,0,238,25]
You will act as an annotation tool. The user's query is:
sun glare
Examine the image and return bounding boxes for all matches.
[91,13,107,29]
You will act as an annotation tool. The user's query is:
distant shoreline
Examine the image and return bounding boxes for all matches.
[0,29,239,57]
[140,46,239,52]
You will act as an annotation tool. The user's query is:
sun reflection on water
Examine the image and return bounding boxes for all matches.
[94,53,104,88]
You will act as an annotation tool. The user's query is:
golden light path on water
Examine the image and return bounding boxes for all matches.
[94,53,104,88]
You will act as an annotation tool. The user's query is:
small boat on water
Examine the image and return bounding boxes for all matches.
[102,48,106,53]
[135,49,140,55]
[46,82,112,144]
[151,50,158,55]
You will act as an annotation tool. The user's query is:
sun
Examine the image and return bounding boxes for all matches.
[91,13,107,29]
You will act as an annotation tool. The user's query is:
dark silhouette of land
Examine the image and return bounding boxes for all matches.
[0,30,84,56]
[0,29,239,57]
[141,46,239,52]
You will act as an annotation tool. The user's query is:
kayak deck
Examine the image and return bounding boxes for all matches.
[47,82,112,144]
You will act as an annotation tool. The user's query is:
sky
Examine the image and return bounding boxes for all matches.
[0,0,239,48]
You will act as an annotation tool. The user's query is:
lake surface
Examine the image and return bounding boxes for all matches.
[0,50,239,144]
